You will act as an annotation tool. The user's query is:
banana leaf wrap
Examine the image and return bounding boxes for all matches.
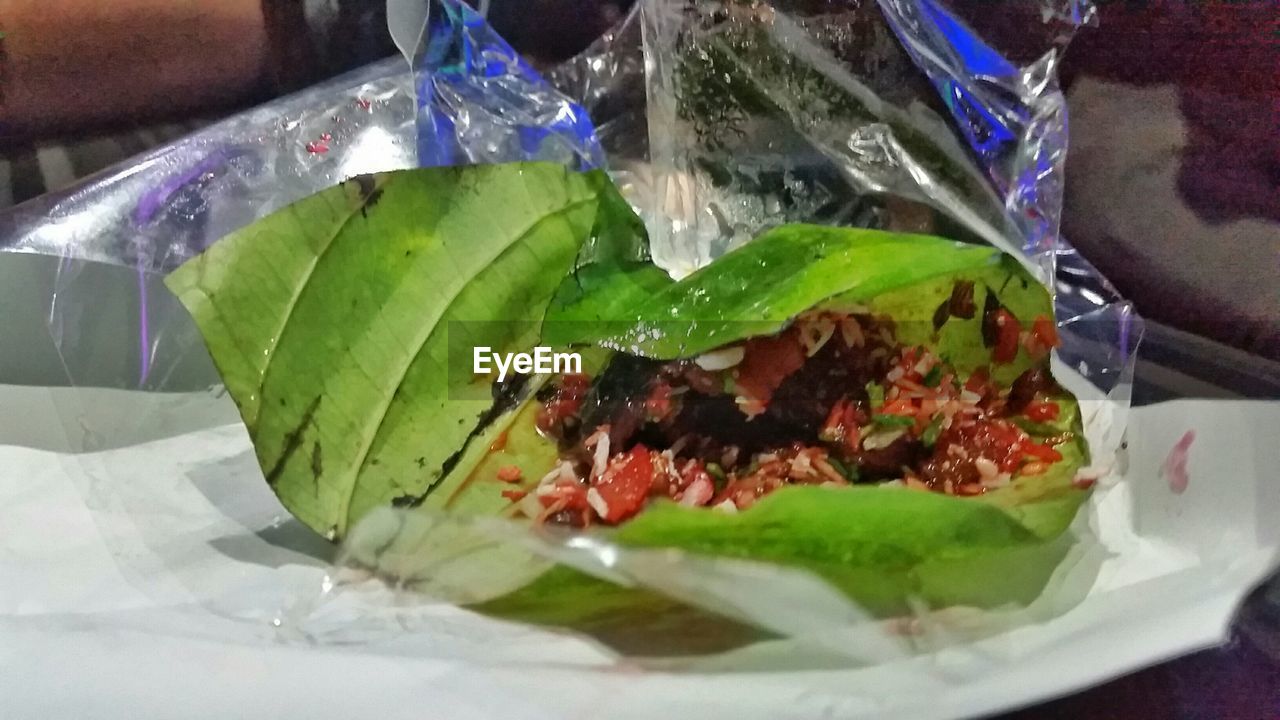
[167,163,1088,621]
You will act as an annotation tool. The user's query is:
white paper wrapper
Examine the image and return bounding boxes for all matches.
[3,384,1275,717]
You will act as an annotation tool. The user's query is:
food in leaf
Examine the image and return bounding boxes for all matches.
[169,164,1091,615]
[509,308,1078,522]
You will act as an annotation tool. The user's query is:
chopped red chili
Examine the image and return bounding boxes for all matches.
[1032,315,1061,349]
[1022,441,1064,463]
[879,397,916,417]
[1024,401,1060,422]
[733,328,807,409]
[590,445,654,523]
[993,310,1021,364]
[965,366,991,393]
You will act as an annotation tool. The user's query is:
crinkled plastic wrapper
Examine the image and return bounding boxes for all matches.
[0,0,1144,662]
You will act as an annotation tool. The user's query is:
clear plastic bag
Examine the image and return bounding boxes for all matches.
[0,58,418,402]
[0,0,1143,657]
[0,0,602,401]
[412,0,605,169]
[279,0,1140,654]
[636,0,1137,455]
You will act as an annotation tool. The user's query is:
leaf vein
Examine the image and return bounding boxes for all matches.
[335,194,595,532]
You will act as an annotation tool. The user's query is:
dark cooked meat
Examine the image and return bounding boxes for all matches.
[1005,366,1061,414]
[561,319,892,460]
[574,353,663,448]
[918,453,981,489]
[765,332,885,435]
[851,436,928,480]
[663,392,802,456]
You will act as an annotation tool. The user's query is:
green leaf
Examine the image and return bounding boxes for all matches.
[826,456,859,482]
[611,485,1048,610]
[473,565,774,654]
[922,364,943,388]
[871,414,915,429]
[861,253,1053,386]
[865,381,885,408]
[545,224,997,358]
[921,416,943,447]
[166,163,644,539]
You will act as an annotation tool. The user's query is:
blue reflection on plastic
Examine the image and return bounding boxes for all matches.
[912,0,1021,166]
[877,0,1089,254]
[920,0,1014,78]
[945,83,1017,160]
[415,0,605,170]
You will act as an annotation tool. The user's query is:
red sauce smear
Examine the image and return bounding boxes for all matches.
[1162,429,1195,494]
[305,133,334,155]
